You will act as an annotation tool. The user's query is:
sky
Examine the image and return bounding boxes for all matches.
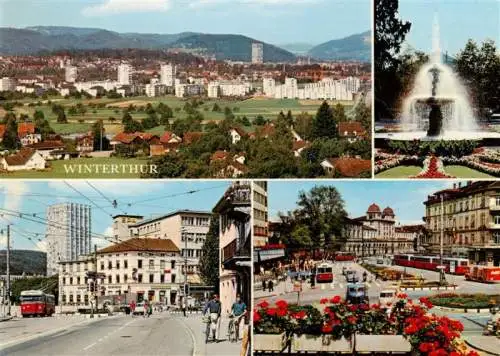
[398,0,499,56]
[268,180,473,226]
[0,180,230,251]
[0,0,370,45]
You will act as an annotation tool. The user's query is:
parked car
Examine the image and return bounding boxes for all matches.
[346,283,368,304]
[379,289,397,308]
[133,302,146,315]
[346,270,358,283]
[377,259,384,265]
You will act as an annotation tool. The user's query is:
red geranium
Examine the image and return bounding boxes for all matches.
[419,297,433,309]
[320,298,328,304]
[404,324,419,335]
[275,300,288,310]
[253,310,261,323]
[293,310,306,319]
[257,300,269,308]
[419,342,433,353]
[348,304,358,312]
[347,316,357,324]
[276,308,287,317]
[330,295,342,304]
[322,323,333,333]
[266,308,277,316]
[397,293,408,299]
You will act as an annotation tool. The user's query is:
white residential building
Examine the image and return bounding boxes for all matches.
[0,77,17,91]
[262,78,275,97]
[253,181,268,248]
[207,82,220,98]
[0,148,45,172]
[160,64,176,86]
[252,43,264,64]
[46,203,92,276]
[74,80,119,93]
[175,84,204,98]
[145,83,167,97]
[117,64,132,85]
[270,76,361,101]
[208,81,250,98]
[65,66,77,83]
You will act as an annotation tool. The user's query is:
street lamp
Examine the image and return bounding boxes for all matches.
[439,194,447,286]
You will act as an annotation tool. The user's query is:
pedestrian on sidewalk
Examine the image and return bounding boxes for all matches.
[182,299,187,317]
[130,300,136,317]
[262,279,266,291]
[268,280,274,292]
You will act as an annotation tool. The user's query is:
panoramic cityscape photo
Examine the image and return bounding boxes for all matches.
[0,0,371,179]
[374,0,500,178]
[254,180,499,355]
[0,180,252,356]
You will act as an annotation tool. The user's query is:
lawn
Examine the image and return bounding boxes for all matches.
[376,165,495,178]
[0,157,150,178]
[9,96,337,135]
[375,166,422,178]
[428,293,500,309]
[444,165,495,178]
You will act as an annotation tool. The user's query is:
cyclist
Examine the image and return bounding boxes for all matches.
[231,294,247,341]
[203,294,221,342]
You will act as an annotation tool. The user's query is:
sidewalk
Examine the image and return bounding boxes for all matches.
[172,312,243,356]
[464,335,500,355]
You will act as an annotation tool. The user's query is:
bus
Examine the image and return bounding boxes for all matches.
[315,262,334,283]
[393,254,470,275]
[20,290,55,317]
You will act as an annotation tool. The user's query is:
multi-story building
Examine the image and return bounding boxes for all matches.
[262,78,275,97]
[58,238,184,308]
[145,83,167,97]
[160,64,176,86]
[252,43,264,64]
[46,203,92,276]
[117,64,132,85]
[214,181,251,316]
[114,210,211,279]
[253,181,268,248]
[424,181,500,266]
[343,204,415,257]
[175,84,204,98]
[0,77,17,91]
[65,66,77,83]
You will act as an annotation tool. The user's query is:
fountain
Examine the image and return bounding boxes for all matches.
[376,14,500,142]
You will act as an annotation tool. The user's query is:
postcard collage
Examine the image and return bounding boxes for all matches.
[0,0,499,355]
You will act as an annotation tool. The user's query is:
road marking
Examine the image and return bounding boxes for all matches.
[176,317,197,356]
[83,342,96,350]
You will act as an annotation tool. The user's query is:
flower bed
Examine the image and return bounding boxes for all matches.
[411,156,455,179]
[362,264,416,281]
[253,296,479,356]
[428,293,500,309]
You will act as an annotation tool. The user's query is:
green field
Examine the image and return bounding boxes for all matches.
[375,165,495,178]
[0,157,149,178]
[10,96,350,135]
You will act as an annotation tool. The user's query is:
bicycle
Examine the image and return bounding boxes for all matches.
[227,314,237,342]
[203,314,211,344]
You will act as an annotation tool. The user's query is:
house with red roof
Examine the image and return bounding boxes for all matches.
[229,127,246,144]
[292,140,310,157]
[110,132,160,150]
[18,122,41,146]
[76,133,94,153]
[0,148,46,171]
[338,121,366,143]
[321,156,371,178]
[160,131,182,153]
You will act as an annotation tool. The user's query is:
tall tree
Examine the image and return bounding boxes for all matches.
[92,120,110,151]
[332,103,347,122]
[2,113,19,149]
[199,214,220,292]
[311,101,336,139]
[295,186,347,251]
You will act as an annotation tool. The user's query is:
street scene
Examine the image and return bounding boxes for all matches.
[0,181,250,355]
[254,181,500,355]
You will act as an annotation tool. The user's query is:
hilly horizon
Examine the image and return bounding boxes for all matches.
[0,249,46,276]
[308,30,371,62]
[0,26,370,62]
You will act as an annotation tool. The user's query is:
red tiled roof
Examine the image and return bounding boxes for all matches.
[331,157,371,178]
[259,124,275,137]
[230,127,246,137]
[367,203,381,213]
[160,131,173,144]
[17,123,35,137]
[211,150,229,161]
[293,140,309,151]
[338,122,365,137]
[112,132,137,144]
[97,238,179,254]
[183,132,204,144]
[0,124,5,138]
[4,148,37,166]
[28,140,65,150]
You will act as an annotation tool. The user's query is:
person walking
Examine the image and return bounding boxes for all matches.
[143,300,148,318]
[182,298,187,317]
[262,279,266,291]
[268,279,274,292]
[130,300,136,317]
[203,294,222,342]
[231,294,247,341]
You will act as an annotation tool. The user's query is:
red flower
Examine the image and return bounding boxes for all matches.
[371,304,380,309]
[467,351,479,356]
[348,304,358,312]
[253,310,261,323]
[450,352,461,356]
[276,308,287,317]
[347,316,357,324]
[293,310,306,319]
[419,342,433,353]
[275,300,288,310]
[404,324,418,335]
[419,297,433,309]
[359,303,369,311]
[322,324,333,333]
[266,308,277,316]
[397,293,408,299]
[257,300,269,308]
[330,296,342,304]
[320,298,328,304]
[429,349,448,356]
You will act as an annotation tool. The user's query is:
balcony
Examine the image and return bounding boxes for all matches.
[222,237,250,271]
[213,183,251,216]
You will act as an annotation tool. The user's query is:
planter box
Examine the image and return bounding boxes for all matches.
[355,335,412,354]
[292,334,353,353]
[253,332,286,352]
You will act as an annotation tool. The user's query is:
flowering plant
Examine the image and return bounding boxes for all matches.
[253,300,292,334]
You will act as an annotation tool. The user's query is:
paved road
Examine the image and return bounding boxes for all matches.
[2,313,195,356]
